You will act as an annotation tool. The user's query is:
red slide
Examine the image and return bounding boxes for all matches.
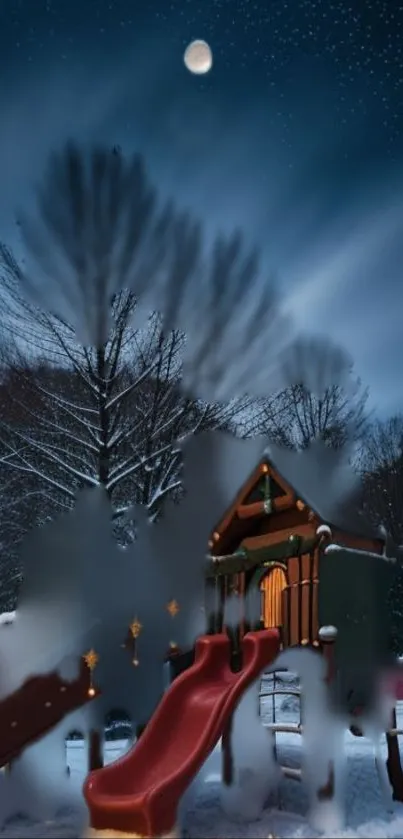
[84,629,280,837]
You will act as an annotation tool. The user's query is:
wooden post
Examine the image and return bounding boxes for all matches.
[317,761,335,802]
[88,728,103,772]
[317,625,338,803]
[386,707,403,802]
[319,625,338,686]
[222,715,234,786]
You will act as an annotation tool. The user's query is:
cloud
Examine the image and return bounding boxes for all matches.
[280,181,403,410]
[1,27,402,412]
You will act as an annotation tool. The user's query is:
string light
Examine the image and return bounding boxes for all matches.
[167,599,180,618]
[83,649,99,697]
[130,618,142,666]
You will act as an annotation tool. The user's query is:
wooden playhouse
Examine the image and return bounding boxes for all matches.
[204,444,389,658]
[202,443,403,801]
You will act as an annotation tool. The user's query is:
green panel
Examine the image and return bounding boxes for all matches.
[205,536,318,579]
[319,547,396,713]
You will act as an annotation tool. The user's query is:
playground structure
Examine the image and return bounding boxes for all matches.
[84,629,281,837]
[258,659,403,804]
[1,445,403,836]
[205,446,385,651]
[203,449,397,709]
[202,448,403,800]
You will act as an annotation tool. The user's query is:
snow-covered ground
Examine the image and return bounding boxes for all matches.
[2,674,403,837]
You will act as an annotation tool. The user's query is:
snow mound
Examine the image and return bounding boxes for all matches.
[220,683,281,822]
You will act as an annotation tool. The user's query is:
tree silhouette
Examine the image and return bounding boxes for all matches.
[256,335,369,451]
[0,143,258,606]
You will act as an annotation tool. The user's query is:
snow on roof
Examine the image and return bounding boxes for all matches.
[324,544,396,563]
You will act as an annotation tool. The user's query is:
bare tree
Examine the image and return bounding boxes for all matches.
[256,336,369,451]
[359,415,403,549]
[11,142,168,347]
[358,416,403,654]
[0,142,258,563]
[0,293,247,545]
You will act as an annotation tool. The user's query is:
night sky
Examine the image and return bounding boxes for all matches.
[0,0,402,413]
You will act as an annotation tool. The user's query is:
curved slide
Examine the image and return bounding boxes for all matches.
[84,629,280,837]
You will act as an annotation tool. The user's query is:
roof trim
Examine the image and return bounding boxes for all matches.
[210,454,384,546]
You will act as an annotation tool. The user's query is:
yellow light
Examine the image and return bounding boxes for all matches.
[83,649,99,671]
[88,686,96,697]
[130,618,142,639]
[261,463,269,473]
[169,641,178,649]
[167,599,180,618]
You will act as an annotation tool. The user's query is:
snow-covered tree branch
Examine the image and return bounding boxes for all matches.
[359,415,403,548]
[0,144,258,586]
[255,336,369,451]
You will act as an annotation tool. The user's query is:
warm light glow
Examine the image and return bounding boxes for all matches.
[88,686,96,697]
[132,657,139,667]
[261,463,269,473]
[296,499,305,511]
[212,531,220,542]
[83,649,99,671]
[260,567,287,628]
[167,599,180,618]
[130,618,142,639]
[170,641,178,649]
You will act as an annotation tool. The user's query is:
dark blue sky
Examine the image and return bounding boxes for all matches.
[0,0,402,413]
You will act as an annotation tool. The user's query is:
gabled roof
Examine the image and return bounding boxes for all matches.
[264,442,382,542]
[212,441,383,547]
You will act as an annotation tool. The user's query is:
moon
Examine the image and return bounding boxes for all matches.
[183,40,213,75]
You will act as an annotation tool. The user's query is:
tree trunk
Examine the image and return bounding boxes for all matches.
[96,345,110,493]
[386,708,403,802]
